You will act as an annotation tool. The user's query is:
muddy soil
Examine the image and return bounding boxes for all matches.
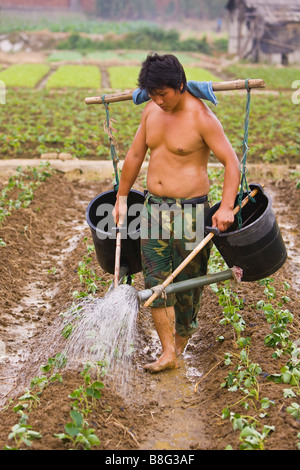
[0,170,299,451]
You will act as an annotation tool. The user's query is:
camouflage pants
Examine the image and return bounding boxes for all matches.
[140,192,212,338]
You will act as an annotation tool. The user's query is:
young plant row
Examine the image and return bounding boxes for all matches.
[0,62,219,90]
[3,355,105,450]
[2,234,111,450]
[207,171,299,450]
[3,355,64,450]
[0,162,52,246]
[211,265,299,450]
[54,361,105,450]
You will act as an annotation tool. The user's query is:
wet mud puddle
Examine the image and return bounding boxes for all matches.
[140,363,205,450]
[127,330,206,451]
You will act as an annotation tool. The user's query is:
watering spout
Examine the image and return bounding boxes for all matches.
[138,269,235,303]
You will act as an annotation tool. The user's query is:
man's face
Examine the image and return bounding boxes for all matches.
[148,86,183,112]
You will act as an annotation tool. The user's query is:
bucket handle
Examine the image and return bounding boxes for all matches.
[205,226,220,236]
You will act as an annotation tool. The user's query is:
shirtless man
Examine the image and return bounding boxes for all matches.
[113,53,240,372]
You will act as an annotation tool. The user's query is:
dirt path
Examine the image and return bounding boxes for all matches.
[0,170,299,451]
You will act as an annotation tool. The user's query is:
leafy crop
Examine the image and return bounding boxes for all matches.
[46,65,101,89]
[47,51,84,62]
[54,409,100,450]
[0,64,50,88]
[72,236,106,299]
[108,66,140,89]
[210,92,299,163]
[206,171,299,450]
[0,163,52,246]
[0,87,297,163]
[4,413,42,450]
[225,65,300,90]
[54,363,104,450]
[107,65,220,89]
[56,27,218,54]
[185,67,220,82]
[0,15,158,35]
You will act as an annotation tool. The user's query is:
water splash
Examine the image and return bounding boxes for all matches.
[62,284,140,391]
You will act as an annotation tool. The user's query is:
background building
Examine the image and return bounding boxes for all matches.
[226,0,300,64]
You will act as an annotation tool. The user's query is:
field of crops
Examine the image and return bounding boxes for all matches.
[0,163,299,451]
[0,21,299,451]
[0,65,298,165]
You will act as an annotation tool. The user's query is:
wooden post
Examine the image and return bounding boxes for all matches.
[85,79,266,105]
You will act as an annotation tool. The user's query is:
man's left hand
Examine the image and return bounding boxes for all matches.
[211,206,234,232]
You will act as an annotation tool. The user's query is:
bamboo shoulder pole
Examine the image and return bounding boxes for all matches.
[143,186,261,308]
[85,79,266,105]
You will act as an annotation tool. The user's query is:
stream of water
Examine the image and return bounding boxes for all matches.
[62,284,140,390]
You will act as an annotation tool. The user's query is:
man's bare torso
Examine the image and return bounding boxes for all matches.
[143,93,212,199]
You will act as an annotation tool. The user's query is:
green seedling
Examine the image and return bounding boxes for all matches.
[0,163,53,231]
[73,238,105,298]
[256,300,293,354]
[4,413,42,450]
[221,347,262,401]
[54,409,100,450]
[55,363,103,450]
[239,424,275,450]
[222,410,275,450]
[286,402,300,420]
[69,375,104,415]
[216,282,245,343]
[17,389,41,411]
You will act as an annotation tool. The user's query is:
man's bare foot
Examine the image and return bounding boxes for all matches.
[175,332,190,355]
[143,352,178,373]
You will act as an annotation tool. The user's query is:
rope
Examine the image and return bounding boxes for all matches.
[102,94,120,191]
[237,79,256,228]
[151,284,167,300]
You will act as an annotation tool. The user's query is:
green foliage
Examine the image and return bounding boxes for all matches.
[224,64,300,90]
[0,64,50,88]
[209,240,299,449]
[287,403,300,420]
[108,66,139,89]
[185,67,221,82]
[2,359,104,450]
[212,280,246,343]
[213,37,228,52]
[55,28,224,54]
[0,163,52,236]
[239,424,275,450]
[210,92,299,163]
[72,236,105,298]
[95,0,158,19]
[0,14,158,35]
[4,413,42,450]
[95,0,225,20]
[47,51,83,62]
[1,86,297,163]
[54,362,103,450]
[46,65,101,89]
[54,409,100,450]
[221,347,262,400]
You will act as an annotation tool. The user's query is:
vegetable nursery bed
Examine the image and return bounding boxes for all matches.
[0,168,299,451]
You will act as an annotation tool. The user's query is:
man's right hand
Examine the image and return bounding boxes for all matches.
[112,195,128,226]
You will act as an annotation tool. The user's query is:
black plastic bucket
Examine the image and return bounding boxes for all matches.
[205,184,287,281]
[86,189,145,275]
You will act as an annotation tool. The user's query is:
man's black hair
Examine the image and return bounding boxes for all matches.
[137,52,187,95]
